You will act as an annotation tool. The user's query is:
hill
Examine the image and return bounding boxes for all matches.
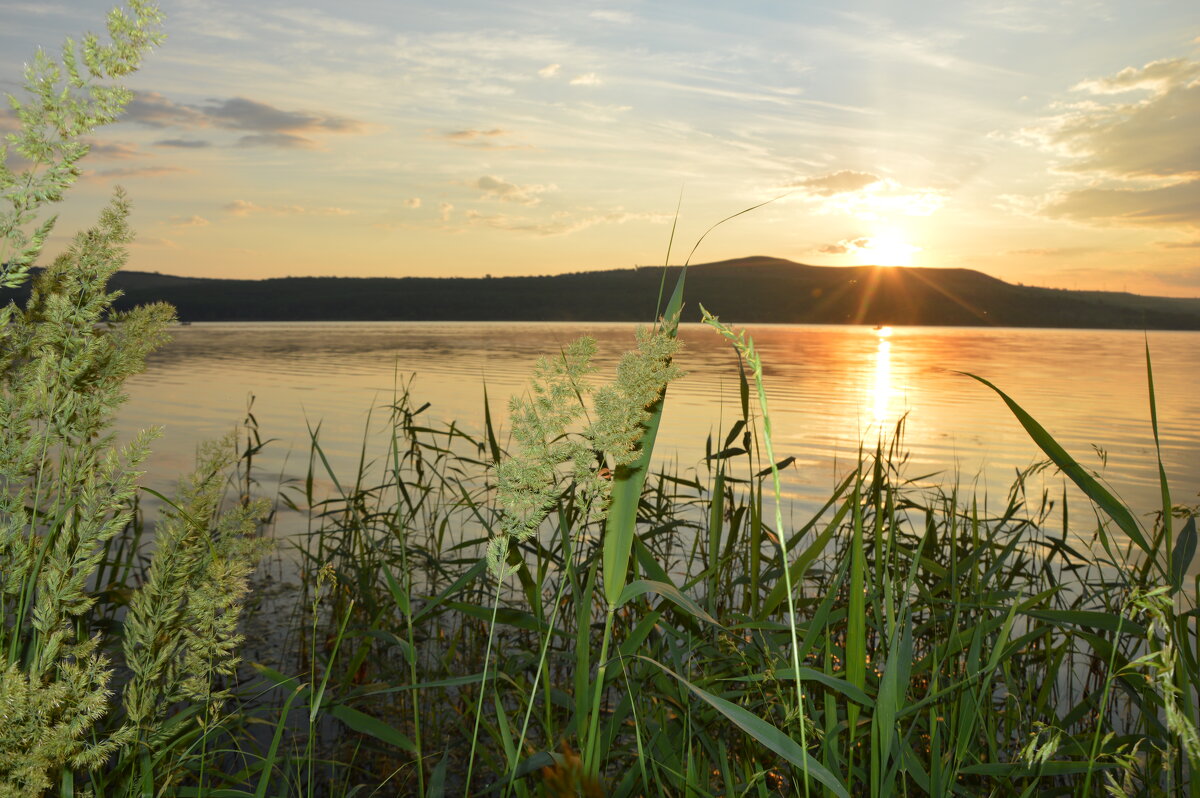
[7,256,1200,328]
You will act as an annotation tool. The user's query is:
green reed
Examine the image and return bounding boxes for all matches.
[3,5,1196,795]
[267,327,1195,797]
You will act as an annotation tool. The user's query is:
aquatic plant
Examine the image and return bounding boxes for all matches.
[0,6,269,794]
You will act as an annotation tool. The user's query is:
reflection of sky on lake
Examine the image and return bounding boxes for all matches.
[123,322,1200,554]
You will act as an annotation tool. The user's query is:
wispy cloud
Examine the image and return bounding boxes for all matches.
[1006,246,1104,257]
[569,73,602,86]
[1020,57,1199,182]
[472,175,554,205]
[84,165,191,180]
[123,91,370,149]
[538,63,561,78]
[1040,181,1200,228]
[818,237,870,255]
[154,138,212,149]
[404,198,422,209]
[465,209,669,237]
[789,170,946,219]
[169,215,211,227]
[589,9,633,24]
[270,8,376,38]
[790,170,883,196]
[235,132,321,149]
[1073,57,1199,95]
[124,92,208,128]
[438,128,529,149]
[224,200,354,217]
[84,140,140,159]
[1018,56,1200,231]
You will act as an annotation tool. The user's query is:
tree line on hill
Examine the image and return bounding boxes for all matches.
[6,256,1200,329]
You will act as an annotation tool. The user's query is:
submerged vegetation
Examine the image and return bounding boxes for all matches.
[1,3,1198,797]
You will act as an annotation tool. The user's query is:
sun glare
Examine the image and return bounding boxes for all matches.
[859,232,920,267]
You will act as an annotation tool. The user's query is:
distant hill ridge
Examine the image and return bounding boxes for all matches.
[8,256,1200,329]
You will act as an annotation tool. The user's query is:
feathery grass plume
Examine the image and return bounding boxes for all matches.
[0,5,272,791]
[490,329,683,577]
[1128,587,1200,773]
[0,191,171,793]
[491,337,597,576]
[0,1,164,289]
[587,325,682,470]
[122,435,270,737]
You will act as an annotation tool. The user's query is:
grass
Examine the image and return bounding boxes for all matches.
[214,325,1194,797]
[2,3,1197,794]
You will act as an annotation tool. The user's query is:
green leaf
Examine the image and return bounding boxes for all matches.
[962,372,1153,560]
[1171,515,1197,593]
[426,753,449,798]
[327,702,417,753]
[639,656,850,798]
[1024,609,1146,636]
[616,579,722,627]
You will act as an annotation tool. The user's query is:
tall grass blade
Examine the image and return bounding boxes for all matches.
[1172,516,1197,594]
[962,372,1153,560]
[642,658,850,798]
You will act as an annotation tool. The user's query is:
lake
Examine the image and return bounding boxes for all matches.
[120,322,1199,552]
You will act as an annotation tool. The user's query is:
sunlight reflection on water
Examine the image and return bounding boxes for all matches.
[120,322,1200,558]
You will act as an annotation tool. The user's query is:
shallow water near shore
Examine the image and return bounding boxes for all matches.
[119,321,1200,555]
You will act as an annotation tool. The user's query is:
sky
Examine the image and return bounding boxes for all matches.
[1,0,1198,295]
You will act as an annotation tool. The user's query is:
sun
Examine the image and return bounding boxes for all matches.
[858,231,920,267]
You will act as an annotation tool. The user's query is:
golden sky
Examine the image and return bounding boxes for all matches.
[3,0,1198,295]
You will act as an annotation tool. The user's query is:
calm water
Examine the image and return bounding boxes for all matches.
[120,322,1199,548]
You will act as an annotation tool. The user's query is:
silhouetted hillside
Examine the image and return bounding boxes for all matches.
[7,257,1200,329]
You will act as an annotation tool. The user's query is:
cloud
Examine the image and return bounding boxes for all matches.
[123,91,369,149]
[201,96,367,134]
[815,234,921,263]
[85,165,191,180]
[2,3,71,15]
[590,9,633,23]
[791,170,883,197]
[438,128,528,149]
[445,128,505,141]
[789,170,945,219]
[439,202,454,222]
[1154,267,1200,288]
[235,132,321,149]
[473,175,554,205]
[169,215,210,227]
[538,63,561,78]
[84,140,139,159]
[1006,246,1104,257]
[404,198,422,209]
[570,73,602,86]
[271,8,376,37]
[154,138,212,149]
[1155,239,1200,249]
[124,92,208,128]
[1074,57,1200,95]
[224,200,354,217]
[465,209,669,237]
[818,237,870,255]
[1020,57,1199,183]
[1040,180,1200,228]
